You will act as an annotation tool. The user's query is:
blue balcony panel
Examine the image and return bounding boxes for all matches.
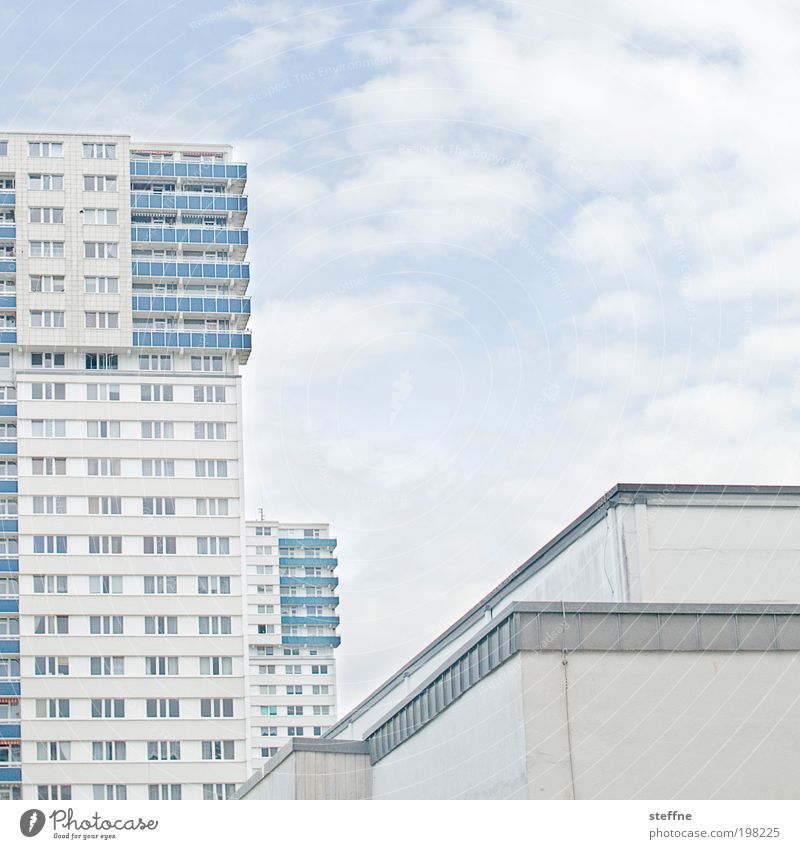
[0,193,14,207]
[0,519,17,533]
[0,227,15,240]
[279,576,338,588]
[0,640,18,653]
[279,557,337,567]
[0,405,16,418]
[0,599,18,612]
[130,193,248,213]
[0,296,15,309]
[281,636,341,647]
[0,483,17,496]
[279,538,337,548]
[0,261,15,274]
[130,161,247,180]
[0,723,20,738]
[0,767,21,781]
[0,683,19,698]
[0,443,16,456]
[132,261,249,280]
[131,295,250,315]
[281,616,340,626]
[0,332,16,344]
[132,331,251,352]
[280,597,339,606]
[131,227,248,246]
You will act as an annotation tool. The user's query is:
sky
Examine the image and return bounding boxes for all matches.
[3,0,800,712]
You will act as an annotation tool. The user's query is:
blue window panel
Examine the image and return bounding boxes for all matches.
[0,724,21,739]
[0,405,15,418]
[0,192,15,205]
[0,261,15,274]
[0,227,15,239]
[0,599,19,612]
[279,576,339,587]
[132,331,252,351]
[278,538,337,547]
[281,616,340,626]
[279,557,338,567]
[0,684,19,699]
[0,560,17,572]
[129,161,247,180]
[0,767,22,781]
[0,443,16,456]
[281,636,341,647]
[0,519,17,533]
[0,481,18,494]
[0,332,16,344]
[0,296,15,309]
[0,640,19,653]
[280,597,339,606]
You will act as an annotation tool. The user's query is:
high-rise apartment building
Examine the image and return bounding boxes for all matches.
[0,132,251,801]
[245,520,340,768]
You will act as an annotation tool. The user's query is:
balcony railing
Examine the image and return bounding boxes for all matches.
[0,444,16,457]
[0,261,15,274]
[132,330,252,352]
[278,538,337,548]
[281,636,341,647]
[279,557,338,567]
[0,599,18,611]
[0,332,15,344]
[130,193,248,212]
[0,227,15,240]
[279,576,339,587]
[0,559,18,573]
[0,767,21,781]
[131,227,248,246]
[0,482,18,494]
[0,640,18,654]
[131,296,250,314]
[280,597,339,606]
[281,616,340,626]
[0,405,16,417]
[0,297,15,309]
[130,161,247,180]
[0,193,14,206]
[132,261,249,280]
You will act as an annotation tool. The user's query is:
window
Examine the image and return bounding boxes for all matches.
[201,699,234,718]
[30,309,65,327]
[31,382,65,400]
[147,741,180,761]
[32,575,68,594]
[146,698,179,718]
[85,311,119,328]
[32,457,66,476]
[29,141,63,157]
[196,497,228,516]
[86,383,120,401]
[29,207,64,224]
[0,703,19,720]
[313,705,332,716]
[83,208,118,224]
[0,460,16,478]
[288,727,304,737]
[143,496,175,515]
[88,496,121,514]
[37,742,70,761]
[143,535,177,555]
[287,685,303,695]
[92,741,126,761]
[87,420,120,438]
[311,665,329,675]
[90,656,124,676]
[254,526,272,536]
[199,616,231,635]
[144,575,177,594]
[29,242,64,258]
[0,497,17,515]
[83,143,116,159]
[93,785,126,801]
[89,575,122,594]
[287,706,304,716]
[32,617,66,636]
[29,174,64,190]
[138,354,171,371]
[141,421,174,439]
[84,175,117,191]
[195,459,227,477]
[140,383,173,401]
[148,785,181,800]
[30,274,65,293]
[142,459,174,477]
[85,276,119,293]
[196,537,230,556]
[201,740,234,760]
[85,353,118,370]
[0,617,18,636]
[259,706,277,716]
[199,656,232,676]
[203,784,235,801]
[191,355,224,372]
[31,352,65,368]
[0,141,6,156]
[88,536,122,554]
[144,616,177,635]
[0,537,17,555]
[193,385,226,403]
[89,616,123,635]
[198,576,230,594]
[88,457,120,476]
[33,536,68,555]
[91,699,124,718]
[0,386,14,400]
[260,726,278,736]
[34,656,69,676]
[31,419,65,438]
[37,785,71,801]
[194,421,226,439]
[84,242,118,259]
[0,658,20,677]
[145,656,178,676]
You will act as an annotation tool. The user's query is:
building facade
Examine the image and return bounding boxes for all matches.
[0,132,251,801]
[245,520,340,770]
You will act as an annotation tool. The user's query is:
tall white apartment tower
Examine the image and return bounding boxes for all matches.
[245,520,339,768]
[0,133,251,801]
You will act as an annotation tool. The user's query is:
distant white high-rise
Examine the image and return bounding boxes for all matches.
[244,520,340,769]
[0,132,251,801]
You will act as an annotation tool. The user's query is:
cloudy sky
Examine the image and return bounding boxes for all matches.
[4,0,800,711]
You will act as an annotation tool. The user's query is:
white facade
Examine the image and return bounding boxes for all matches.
[244,520,339,771]
[0,132,251,801]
